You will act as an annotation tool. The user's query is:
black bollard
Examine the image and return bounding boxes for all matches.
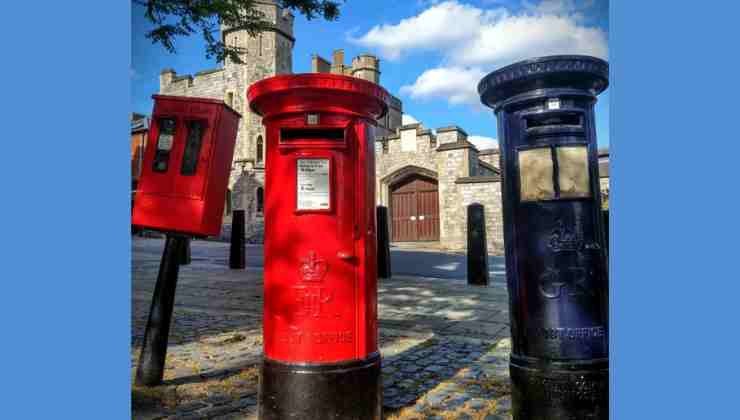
[479,55,610,419]
[179,237,191,265]
[376,206,391,279]
[467,203,489,286]
[135,234,187,386]
[229,209,246,269]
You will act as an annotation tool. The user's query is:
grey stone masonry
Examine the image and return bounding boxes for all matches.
[437,125,469,145]
[159,0,292,240]
[310,48,402,138]
[377,124,505,254]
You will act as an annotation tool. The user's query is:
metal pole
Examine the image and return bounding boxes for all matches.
[179,237,191,265]
[467,203,489,286]
[229,209,246,269]
[135,234,186,386]
[376,206,391,279]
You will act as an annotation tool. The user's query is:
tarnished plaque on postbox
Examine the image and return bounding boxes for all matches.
[519,147,554,201]
[297,158,330,210]
[557,146,590,198]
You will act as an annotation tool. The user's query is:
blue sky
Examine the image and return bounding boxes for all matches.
[132,0,610,148]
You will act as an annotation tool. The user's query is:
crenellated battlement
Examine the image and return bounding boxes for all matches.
[159,68,224,92]
[350,54,380,84]
[310,48,401,137]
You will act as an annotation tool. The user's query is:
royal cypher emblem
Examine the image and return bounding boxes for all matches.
[299,251,328,282]
[548,220,584,252]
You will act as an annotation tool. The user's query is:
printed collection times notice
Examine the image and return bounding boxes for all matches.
[297,159,330,210]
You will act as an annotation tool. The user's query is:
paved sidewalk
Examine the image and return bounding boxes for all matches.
[132,237,507,281]
[132,238,512,420]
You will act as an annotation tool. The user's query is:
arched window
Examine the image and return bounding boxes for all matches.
[256,135,264,164]
[256,187,264,214]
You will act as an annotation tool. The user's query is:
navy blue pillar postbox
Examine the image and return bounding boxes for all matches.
[478,55,609,420]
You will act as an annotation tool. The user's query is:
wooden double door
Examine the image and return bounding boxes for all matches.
[390,175,440,242]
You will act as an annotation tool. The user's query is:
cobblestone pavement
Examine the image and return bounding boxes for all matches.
[132,238,512,419]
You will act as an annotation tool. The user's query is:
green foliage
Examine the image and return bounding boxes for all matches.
[134,0,343,63]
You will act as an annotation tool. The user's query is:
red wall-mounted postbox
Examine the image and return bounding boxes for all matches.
[248,74,388,419]
[132,95,240,237]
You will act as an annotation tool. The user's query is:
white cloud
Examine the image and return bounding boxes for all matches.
[468,135,498,150]
[400,66,486,106]
[351,1,484,60]
[355,0,608,107]
[449,13,607,67]
[402,114,419,125]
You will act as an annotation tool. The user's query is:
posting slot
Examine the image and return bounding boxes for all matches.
[281,127,345,142]
[181,120,206,175]
[525,112,582,130]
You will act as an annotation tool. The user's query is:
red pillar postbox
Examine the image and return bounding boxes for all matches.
[248,74,388,419]
[132,95,240,237]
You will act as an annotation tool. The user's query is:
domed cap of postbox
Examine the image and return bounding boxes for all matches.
[478,55,608,110]
[247,73,389,120]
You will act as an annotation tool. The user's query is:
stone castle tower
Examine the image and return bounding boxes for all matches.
[311,49,402,137]
[159,0,294,237]
[157,2,403,240]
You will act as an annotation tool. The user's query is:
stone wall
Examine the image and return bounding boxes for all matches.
[478,149,500,169]
[436,146,469,248]
[158,0,292,240]
[446,180,504,254]
[599,177,610,208]
[160,69,226,99]
[376,124,438,207]
[468,147,479,176]
[375,123,506,254]
[310,49,402,138]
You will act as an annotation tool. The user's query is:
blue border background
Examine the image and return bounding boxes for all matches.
[611,1,740,418]
[0,1,130,418]
[1,1,739,418]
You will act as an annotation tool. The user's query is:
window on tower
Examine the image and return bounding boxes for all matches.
[256,135,264,164]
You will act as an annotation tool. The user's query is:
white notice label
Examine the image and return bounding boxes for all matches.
[297,159,330,210]
[157,133,174,151]
[547,98,561,110]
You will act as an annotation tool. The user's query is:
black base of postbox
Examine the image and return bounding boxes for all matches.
[258,353,382,420]
[510,357,608,420]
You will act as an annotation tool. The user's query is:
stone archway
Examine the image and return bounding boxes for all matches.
[380,165,440,242]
